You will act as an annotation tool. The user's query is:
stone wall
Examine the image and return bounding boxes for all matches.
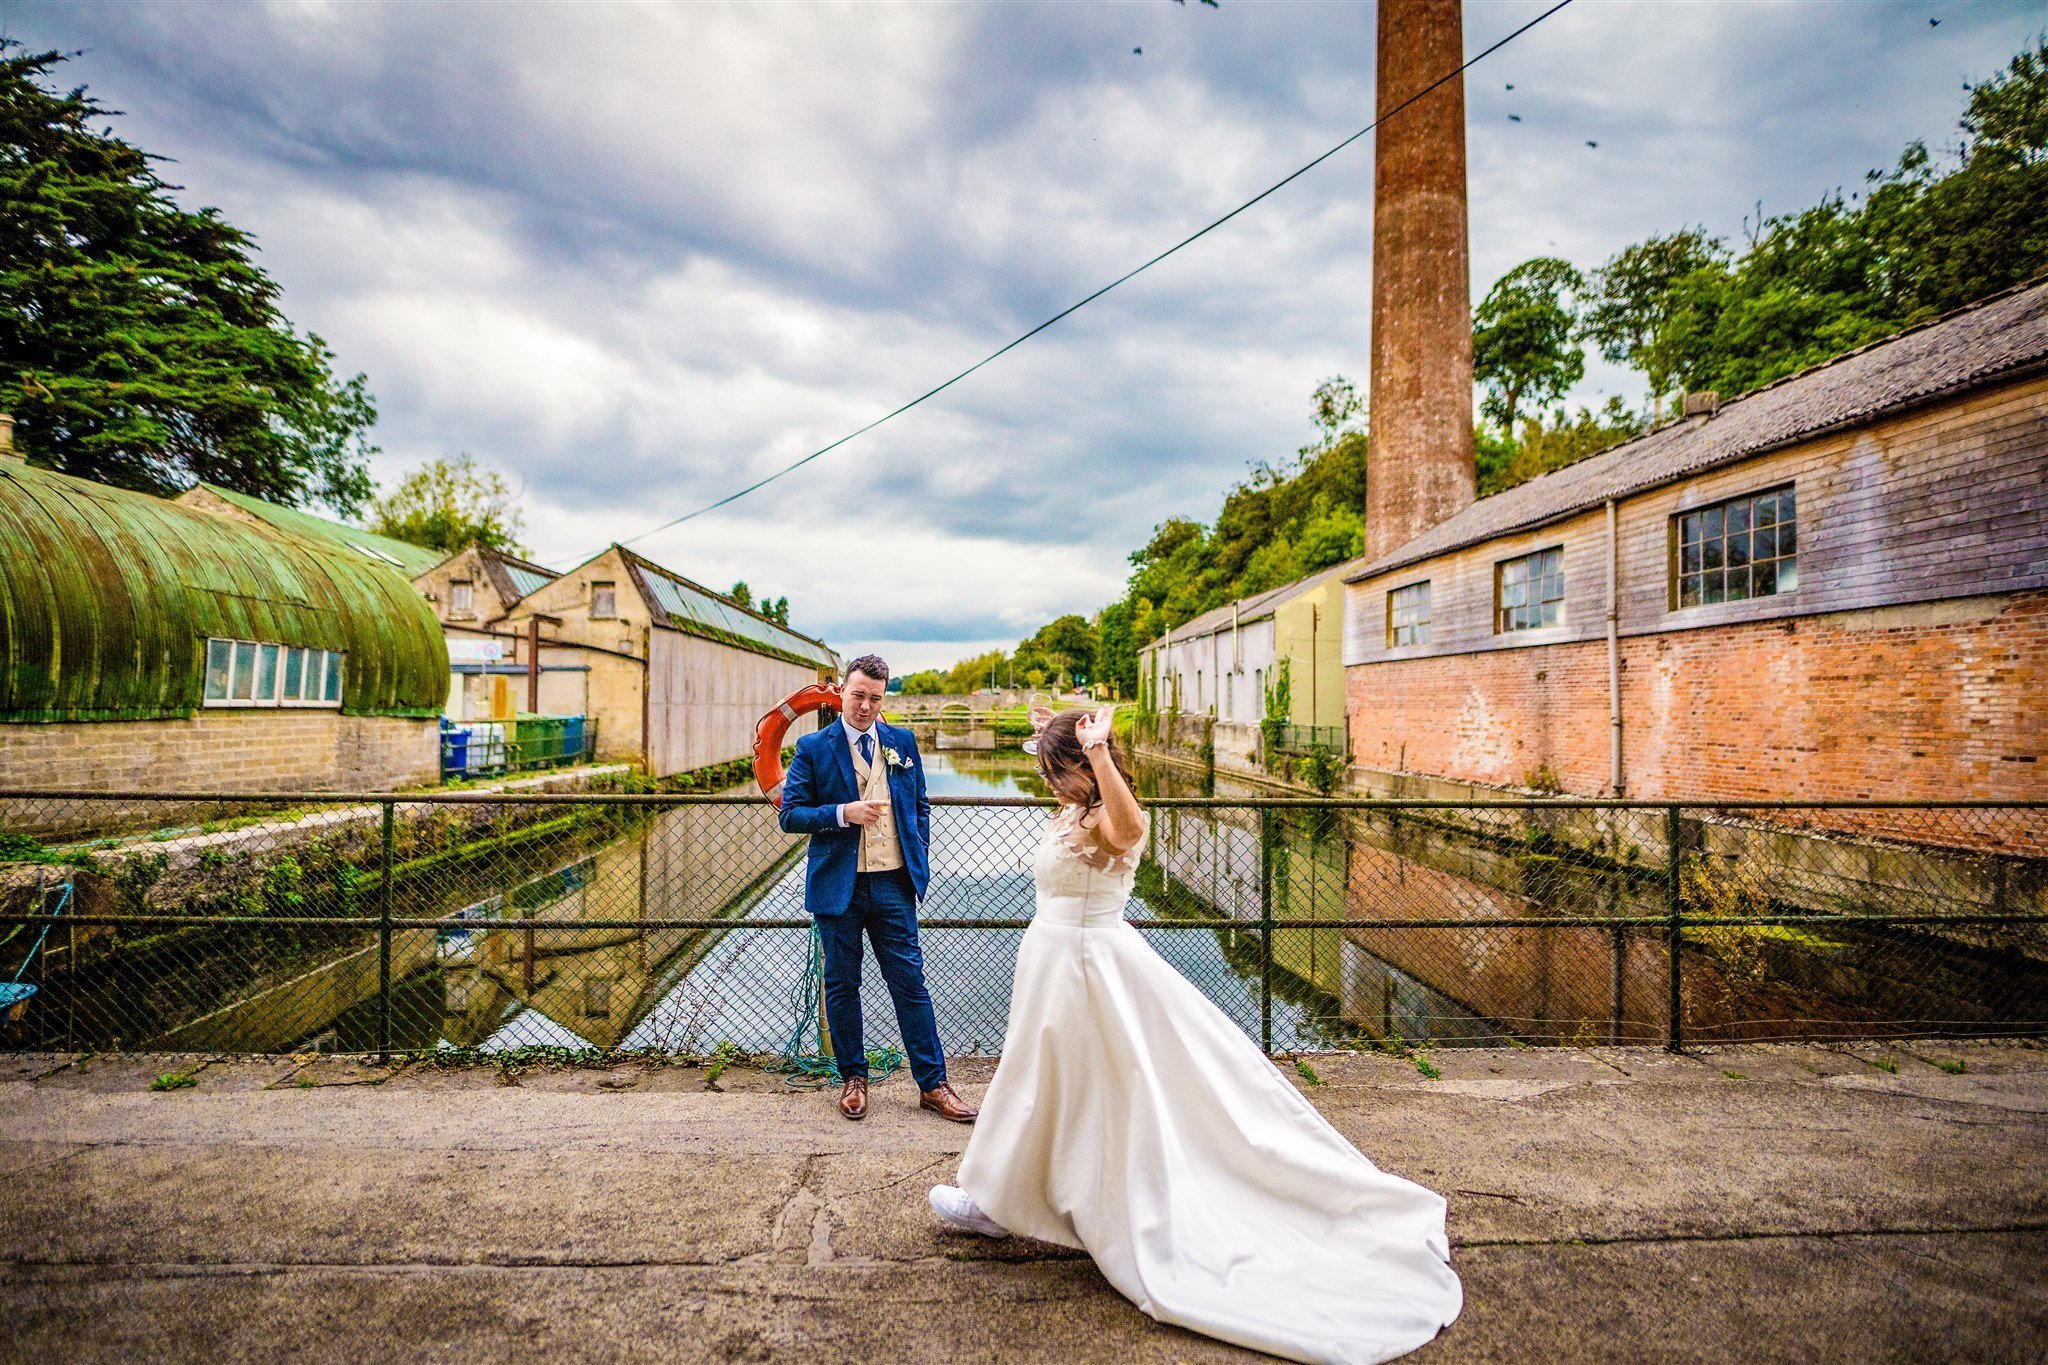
[0,712,437,835]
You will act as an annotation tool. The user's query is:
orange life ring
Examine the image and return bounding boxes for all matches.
[754,682,842,807]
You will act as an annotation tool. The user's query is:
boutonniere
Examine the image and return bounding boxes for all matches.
[883,745,910,771]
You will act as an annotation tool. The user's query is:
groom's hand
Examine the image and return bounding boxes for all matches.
[842,800,884,827]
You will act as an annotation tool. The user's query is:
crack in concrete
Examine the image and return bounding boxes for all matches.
[0,1250,1091,1277]
[14,1226,2038,1277]
[1455,1222,2048,1250]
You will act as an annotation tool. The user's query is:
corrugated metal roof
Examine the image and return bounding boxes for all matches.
[1,464,448,721]
[502,562,556,599]
[616,548,838,669]
[192,483,448,578]
[1146,555,1372,649]
[459,544,559,605]
[1345,278,2048,585]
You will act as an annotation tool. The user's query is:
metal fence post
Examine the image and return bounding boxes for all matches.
[378,800,395,1062]
[1665,804,1683,1053]
[1258,806,1274,1056]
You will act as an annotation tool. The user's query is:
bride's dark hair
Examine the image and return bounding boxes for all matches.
[1033,710,1134,805]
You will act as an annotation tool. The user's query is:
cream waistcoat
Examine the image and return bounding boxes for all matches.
[849,731,904,873]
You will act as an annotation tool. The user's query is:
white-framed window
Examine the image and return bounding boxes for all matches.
[449,580,475,617]
[591,581,618,618]
[1388,581,1431,648]
[202,638,344,708]
[1496,547,1564,633]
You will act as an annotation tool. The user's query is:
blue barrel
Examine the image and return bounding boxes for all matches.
[561,715,586,762]
[441,724,470,777]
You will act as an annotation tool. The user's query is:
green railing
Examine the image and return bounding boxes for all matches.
[1272,723,1345,754]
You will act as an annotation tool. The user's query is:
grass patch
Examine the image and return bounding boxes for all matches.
[1935,1058,1968,1075]
[1722,1070,1748,1080]
[1413,1054,1442,1081]
[703,1039,743,1088]
[1294,1059,1324,1087]
[150,1071,198,1092]
[1873,1056,1898,1074]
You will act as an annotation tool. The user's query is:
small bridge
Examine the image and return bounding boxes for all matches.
[895,700,996,751]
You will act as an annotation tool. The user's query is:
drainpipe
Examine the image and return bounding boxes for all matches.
[1606,498,1625,796]
[1309,604,1320,732]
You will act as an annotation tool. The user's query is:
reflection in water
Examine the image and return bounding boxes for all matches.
[120,748,2046,1056]
[429,753,1331,1056]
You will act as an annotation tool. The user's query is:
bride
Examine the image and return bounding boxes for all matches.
[929,705,1461,1365]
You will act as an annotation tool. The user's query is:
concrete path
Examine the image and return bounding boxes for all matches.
[2,1041,2043,1363]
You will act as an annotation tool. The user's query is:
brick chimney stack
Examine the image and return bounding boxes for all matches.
[1366,0,1477,557]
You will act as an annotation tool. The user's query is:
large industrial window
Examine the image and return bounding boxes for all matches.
[1387,581,1431,647]
[1674,484,1798,608]
[203,639,344,708]
[1495,548,1564,633]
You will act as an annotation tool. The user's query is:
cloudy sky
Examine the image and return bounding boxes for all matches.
[5,1,2041,669]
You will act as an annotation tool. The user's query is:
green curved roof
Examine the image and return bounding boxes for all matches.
[190,483,447,577]
[1,463,448,722]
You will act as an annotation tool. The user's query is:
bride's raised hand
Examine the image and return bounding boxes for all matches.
[1076,704,1116,749]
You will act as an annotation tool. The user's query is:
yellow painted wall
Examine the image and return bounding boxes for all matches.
[1270,576,1348,730]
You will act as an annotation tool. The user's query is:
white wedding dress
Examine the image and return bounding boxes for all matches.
[953,806,1462,1365]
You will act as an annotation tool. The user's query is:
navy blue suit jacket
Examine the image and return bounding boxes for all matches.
[777,718,931,914]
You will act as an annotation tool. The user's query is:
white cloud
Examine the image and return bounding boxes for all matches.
[14,0,2046,662]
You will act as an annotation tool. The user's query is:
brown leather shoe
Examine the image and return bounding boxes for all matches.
[919,1082,978,1123]
[838,1076,868,1121]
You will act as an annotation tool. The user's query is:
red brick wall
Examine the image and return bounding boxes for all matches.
[1346,590,2048,803]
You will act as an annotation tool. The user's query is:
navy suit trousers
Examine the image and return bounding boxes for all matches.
[814,868,946,1092]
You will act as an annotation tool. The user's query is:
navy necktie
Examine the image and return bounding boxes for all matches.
[859,733,873,767]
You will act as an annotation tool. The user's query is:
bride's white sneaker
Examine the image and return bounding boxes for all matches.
[929,1184,1008,1238]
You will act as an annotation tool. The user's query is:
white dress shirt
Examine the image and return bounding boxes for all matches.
[835,719,881,827]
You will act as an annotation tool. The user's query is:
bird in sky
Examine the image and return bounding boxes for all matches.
[1133,46,1142,55]
[1929,17,1941,26]
[1586,140,1599,148]
[1509,114,1521,122]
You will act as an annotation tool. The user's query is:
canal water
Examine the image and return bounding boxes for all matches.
[27,750,2041,1055]
[407,751,1345,1058]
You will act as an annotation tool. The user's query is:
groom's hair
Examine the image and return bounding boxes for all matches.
[845,654,890,684]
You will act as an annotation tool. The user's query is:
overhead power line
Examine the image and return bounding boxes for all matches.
[572,0,1577,568]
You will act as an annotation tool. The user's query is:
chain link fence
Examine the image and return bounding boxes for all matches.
[0,789,2042,1059]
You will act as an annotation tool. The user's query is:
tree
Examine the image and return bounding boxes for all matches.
[898,669,947,695]
[944,649,1009,694]
[762,595,790,625]
[728,581,753,610]
[1482,399,1642,497]
[1308,375,1364,444]
[367,453,525,554]
[1472,257,1585,435]
[1293,496,1366,572]
[0,43,379,511]
[1581,39,2048,407]
[1021,614,1098,688]
[1581,228,1729,401]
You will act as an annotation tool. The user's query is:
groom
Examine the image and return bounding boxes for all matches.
[778,655,977,1124]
